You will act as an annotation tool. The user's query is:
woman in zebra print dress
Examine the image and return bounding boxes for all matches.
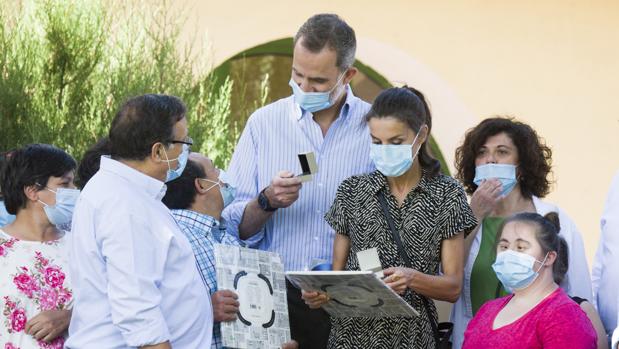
[303,86,477,348]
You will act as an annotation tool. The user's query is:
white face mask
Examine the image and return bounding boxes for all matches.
[369,130,423,177]
[492,249,549,292]
[38,187,80,226]
[289,72,346,113]
[199,170,236,209]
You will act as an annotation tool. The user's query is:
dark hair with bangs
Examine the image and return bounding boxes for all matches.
[454,117,552,197]
[0,144,76,214]
[365,86,441,177]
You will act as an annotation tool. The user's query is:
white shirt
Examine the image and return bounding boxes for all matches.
[66,157,212,349]
[451,196,593,349]
[592,171,619,348]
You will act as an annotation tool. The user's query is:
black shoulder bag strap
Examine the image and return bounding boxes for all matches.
[377,190,450,349]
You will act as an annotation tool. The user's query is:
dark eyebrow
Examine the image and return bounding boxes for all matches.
[292,67,329,83]
[370,134,407,141]
[496,145,513,150]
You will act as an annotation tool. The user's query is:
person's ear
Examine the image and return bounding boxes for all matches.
[342,67,357,85]
[24,184,41,202]
[151,142,166,162]
[194,178,208,194]
[417,125,429,145]
[544,251,557,267]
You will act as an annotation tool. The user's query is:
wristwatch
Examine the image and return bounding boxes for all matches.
[258,187,278,212]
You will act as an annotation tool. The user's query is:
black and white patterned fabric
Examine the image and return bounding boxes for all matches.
[324,170,477,349]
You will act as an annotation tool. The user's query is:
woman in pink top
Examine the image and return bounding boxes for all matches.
[463,212,597,349]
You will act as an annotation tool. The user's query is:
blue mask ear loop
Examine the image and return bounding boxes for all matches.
[36,186,55,208]
[161,145,179,171]
[198,178,220,192]
[534,251,550,273]
[410,124,427,165]
[329,71,347,93]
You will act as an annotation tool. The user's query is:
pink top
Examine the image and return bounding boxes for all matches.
[463,288,597,349]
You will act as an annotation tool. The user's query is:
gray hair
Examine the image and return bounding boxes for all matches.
[294,14,356,71]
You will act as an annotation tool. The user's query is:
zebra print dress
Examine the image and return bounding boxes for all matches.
[324,170,477,348]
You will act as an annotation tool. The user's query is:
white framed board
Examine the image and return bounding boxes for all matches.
[215,244,291,349]
[285,270,419,318]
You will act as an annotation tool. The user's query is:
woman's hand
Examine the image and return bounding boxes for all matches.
[470,179,503,220]
[382,267,417,295]
[281,340,299,349]
[25,309,71,342]
[301,290,330,309]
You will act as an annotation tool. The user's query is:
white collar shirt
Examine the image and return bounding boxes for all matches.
[592,171,619,348]
[66,156,212,348]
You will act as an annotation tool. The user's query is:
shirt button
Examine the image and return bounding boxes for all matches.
[318,182,324,187]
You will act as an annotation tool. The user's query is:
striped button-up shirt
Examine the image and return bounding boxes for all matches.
[171,209,241,349]
[222,86,374,271]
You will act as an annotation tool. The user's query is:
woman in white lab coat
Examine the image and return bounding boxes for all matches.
[450,117,592,349]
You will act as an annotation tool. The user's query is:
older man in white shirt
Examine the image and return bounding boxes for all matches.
[593,170,619,349]
[66,94,212,349]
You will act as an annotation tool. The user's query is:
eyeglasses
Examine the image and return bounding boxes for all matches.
[165,136,193,146]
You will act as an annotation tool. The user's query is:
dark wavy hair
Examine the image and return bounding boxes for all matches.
[497,212,568,286]
[454,117,552,198]
[365,86,441,177]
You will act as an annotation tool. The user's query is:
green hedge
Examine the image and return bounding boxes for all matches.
[0,0,257,168]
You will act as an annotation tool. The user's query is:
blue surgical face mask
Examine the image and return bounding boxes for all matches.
[370,130,422,177]
[474,163,517,197]
[38,187,80,226]
[217,170,237,208]
[0,200,16,227]
[162,144,189,182]
[492,249,548,292]
[201,170,237,209]
[289,73,345,113]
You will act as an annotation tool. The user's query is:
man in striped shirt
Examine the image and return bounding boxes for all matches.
[223,14,374,348]
[163,153,298,349]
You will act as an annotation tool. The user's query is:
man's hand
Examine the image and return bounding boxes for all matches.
[470,179,503,221]
[212,290,240,322]
[25,309,71,342]
[265,171,302,209]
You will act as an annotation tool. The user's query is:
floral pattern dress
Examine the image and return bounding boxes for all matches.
[0,230,72,349]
